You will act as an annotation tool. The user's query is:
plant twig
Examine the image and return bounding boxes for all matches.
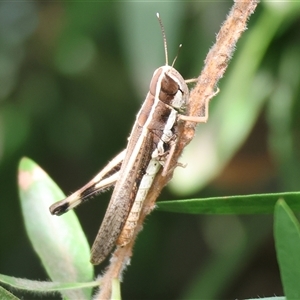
[95,1,259,299]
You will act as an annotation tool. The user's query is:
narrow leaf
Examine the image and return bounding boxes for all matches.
[157,192,300,215]
[245,298,285,300]
[0,274,99,294]
[111,279,121,300]
[0,285,20,300]
[18,157,94,299]
[274,199,300,299]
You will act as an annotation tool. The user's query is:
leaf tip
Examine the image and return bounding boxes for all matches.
[18,157,47,191]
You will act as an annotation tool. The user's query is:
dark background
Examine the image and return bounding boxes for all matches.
[1,1,300,299]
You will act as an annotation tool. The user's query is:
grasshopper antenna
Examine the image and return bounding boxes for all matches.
[171,44,182,67]
[156,13,168,66]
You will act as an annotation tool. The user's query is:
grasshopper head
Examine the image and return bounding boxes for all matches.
[150,66,189,114]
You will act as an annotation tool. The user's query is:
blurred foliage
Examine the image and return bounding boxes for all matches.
[1,1,300,299]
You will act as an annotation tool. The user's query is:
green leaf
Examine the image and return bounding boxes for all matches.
[274,199,300,299]
[18,157,94,299]
[246,298,285,300]
[157,192,300,214]
[0,285,19,300]
[111,279,121,300]
[0,274,99,295]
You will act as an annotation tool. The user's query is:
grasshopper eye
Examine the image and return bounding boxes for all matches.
[159,73,179,103]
